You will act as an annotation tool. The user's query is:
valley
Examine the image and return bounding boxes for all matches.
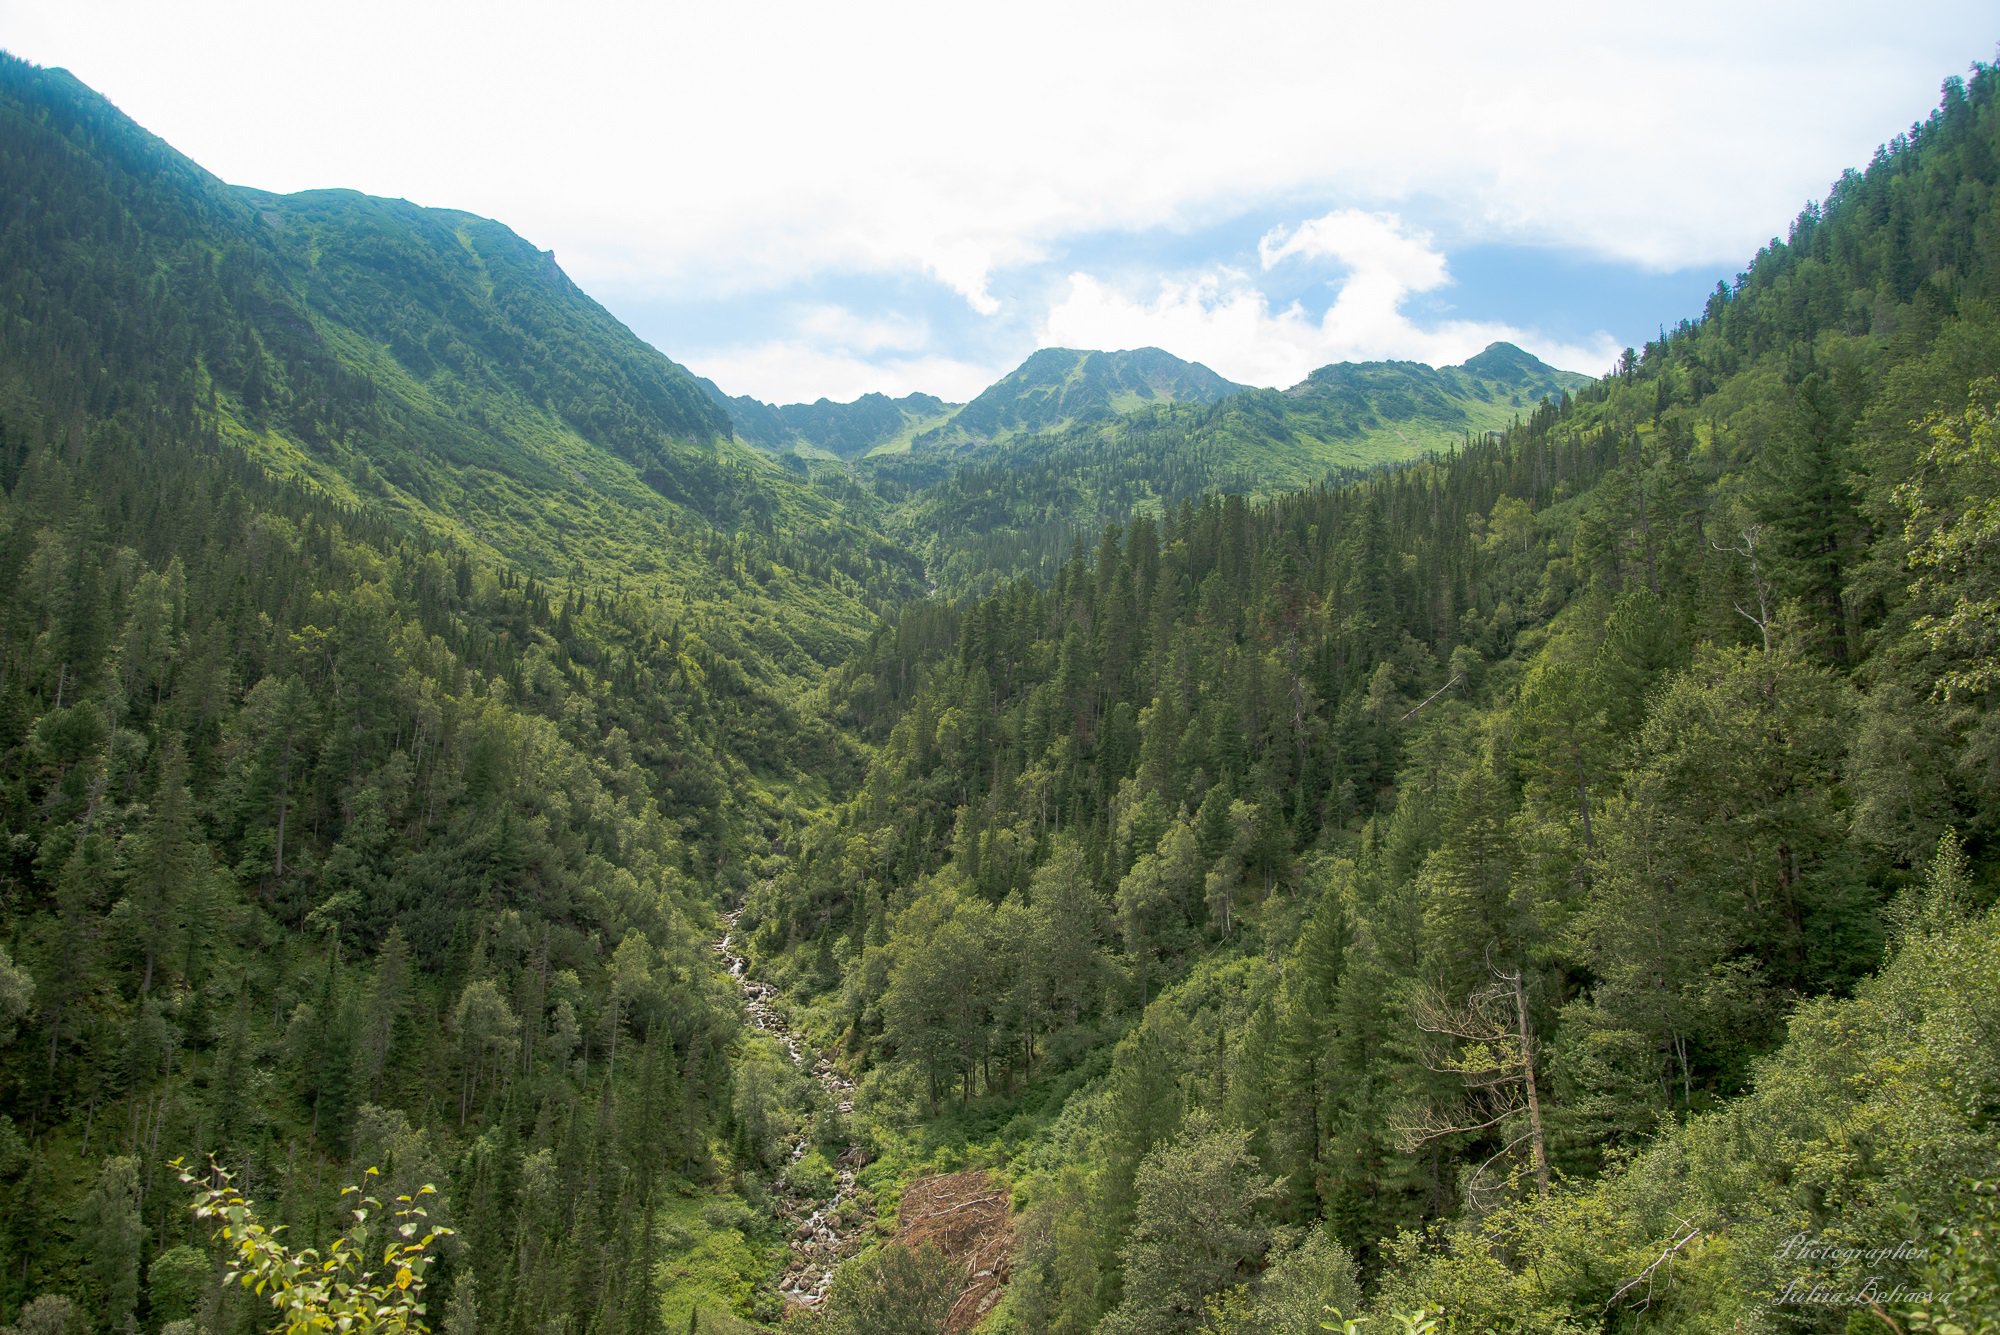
[0,43,1998,1335]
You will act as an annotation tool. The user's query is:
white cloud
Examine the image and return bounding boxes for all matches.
[922,241,1008,317]
[1260,211,1449,292]
[7,0,1991,313]
[3,0,1989,400]
[685,303,1002,402]
[793,305,931,356]
[1044,211,1622,387]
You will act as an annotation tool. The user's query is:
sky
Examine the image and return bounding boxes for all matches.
[3,2,1994,405]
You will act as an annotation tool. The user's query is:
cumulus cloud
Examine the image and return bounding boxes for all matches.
[922,241,1008,318]
[1259,211,1450,291]
[1043,211,1622,387]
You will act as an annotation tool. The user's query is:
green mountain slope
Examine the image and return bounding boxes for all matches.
[0,58,917,677]
[0,54,917,1332]
[1282,339,1594,451]
[906,346,1251,454]
[249,185,735,498]
[715,341,1578,478]
[874,342,1589,596]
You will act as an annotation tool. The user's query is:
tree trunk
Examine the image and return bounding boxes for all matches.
[1509,970,1550,1197]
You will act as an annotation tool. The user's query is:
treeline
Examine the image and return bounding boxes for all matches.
[769,64,2000,1334]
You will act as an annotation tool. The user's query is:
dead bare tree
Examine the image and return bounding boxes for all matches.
[1397,671,1463,724]
[1395,964,1550,1207]
[1604,1215,1703,1314]
[1712,523,1773,653]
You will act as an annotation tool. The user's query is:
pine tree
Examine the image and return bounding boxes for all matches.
[78,1156,143,1334]
[357,925,412,1099]
[1098,1115,1280,1335]
[124,734,207,998]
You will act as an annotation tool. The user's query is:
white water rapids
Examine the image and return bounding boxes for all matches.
[715,909,867,1307]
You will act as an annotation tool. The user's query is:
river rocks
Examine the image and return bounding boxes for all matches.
[715,909,867,1310]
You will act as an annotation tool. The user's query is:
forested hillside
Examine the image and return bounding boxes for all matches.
[0,59,919,647]
[736,64,2000,1333]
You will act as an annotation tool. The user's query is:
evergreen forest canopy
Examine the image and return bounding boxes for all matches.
[0,44,1997,1335]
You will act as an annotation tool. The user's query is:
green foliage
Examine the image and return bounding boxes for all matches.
[1904,1180,2000,1334]
[0,1296,84,1335]
[878,885,1003,1109]
[1887,828,1975,947]
[0,946,29,1045]
[1371,873,2000,1329]
[654,1193,769,1331]
[813,1242,959,1335]
[1008,1168,1102,1335]
[147,1244,211,1326]
[439,1269,477,1335]
[1320,1311,1441,1335]
[1097,1114,1281,1335]
[78,1156,144,1334]
[1204,1228,1362,1335]
[180,1162,452,1335]
[1897,376,2000,697]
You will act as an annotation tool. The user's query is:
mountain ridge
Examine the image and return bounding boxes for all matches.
[703,340,1587,476]
[699,380,960,459]
[864,340,1591,595]
[908,344,1251,453]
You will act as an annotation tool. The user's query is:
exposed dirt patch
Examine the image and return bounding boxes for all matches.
[897,1170,1014,1332]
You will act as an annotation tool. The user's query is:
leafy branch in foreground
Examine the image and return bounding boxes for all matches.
[1322,1309,1443,1334]
[173,1159,452,1334]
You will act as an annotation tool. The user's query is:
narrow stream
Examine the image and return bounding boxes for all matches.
[716,908,867,1308]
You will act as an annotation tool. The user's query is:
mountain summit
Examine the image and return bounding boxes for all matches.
[910,346,1250,453]
[1282,341,1591,442]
